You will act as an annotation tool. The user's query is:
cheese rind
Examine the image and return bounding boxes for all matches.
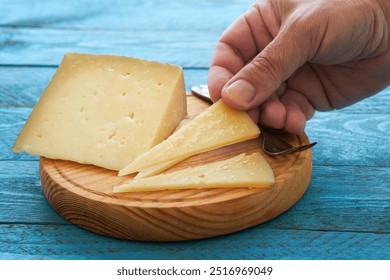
[13,53,187,170]
[118,100,260,176]
[114,153,274,192]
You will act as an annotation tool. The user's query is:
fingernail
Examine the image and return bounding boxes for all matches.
[224,80,256,107]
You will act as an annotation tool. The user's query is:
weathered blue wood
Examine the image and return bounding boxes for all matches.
[0,67,56,108]
[0,0,251,67]
[1,159,389,233]
[306,112,390,167]
[0,27,219,67]
[282,165,390,233]
[0,0,389,261]
[1,224,389,260]
[0,0,251,30]
[0,160,66,224]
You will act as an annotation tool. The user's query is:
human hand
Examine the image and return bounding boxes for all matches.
[208,0,390,135]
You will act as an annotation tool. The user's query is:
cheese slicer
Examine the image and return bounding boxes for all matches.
[191,85,317,156]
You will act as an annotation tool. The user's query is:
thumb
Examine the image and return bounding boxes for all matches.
[221,30,309,110]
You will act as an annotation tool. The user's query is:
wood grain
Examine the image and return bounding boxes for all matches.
[39,95,313,241]
[0,27,217,67]
[2,161,390,231]
[1,0,250,30]
[1,224,389,260]
[2,0,389,260]
[0,0,249,68]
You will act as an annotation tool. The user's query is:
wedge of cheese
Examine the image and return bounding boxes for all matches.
[134,157,186,179]
[134,118,190,178]
[118,100,260,176]
[13,53,187,171]
[114,153,274,193]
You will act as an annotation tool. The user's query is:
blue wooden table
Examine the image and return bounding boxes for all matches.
[1,0,389,260]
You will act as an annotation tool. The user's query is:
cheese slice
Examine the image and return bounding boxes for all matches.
[135,157,186,179]
[134,118,191,178]
[114,153,274,193]
[13,53,187,171]
[118,100,260,176]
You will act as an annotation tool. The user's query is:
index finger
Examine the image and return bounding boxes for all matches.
[208,5,276,101]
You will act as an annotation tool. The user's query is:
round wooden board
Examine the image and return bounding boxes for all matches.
[40,95,313,241]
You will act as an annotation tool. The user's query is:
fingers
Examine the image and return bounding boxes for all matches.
[221,25,309,112]
[280,90,315,135]
[282,102,307,135]
[258,94,286,129]
[258,89,315,135]
[208,4,275,102]
[208,65,234,103]
[208,0,315,135]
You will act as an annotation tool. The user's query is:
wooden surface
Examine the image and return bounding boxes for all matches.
[1,0,389,259]
[39,96,312,241]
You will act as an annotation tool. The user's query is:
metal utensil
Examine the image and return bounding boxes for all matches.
[191,85,317,156]
[191,84,211,102]
[259,125,317,156]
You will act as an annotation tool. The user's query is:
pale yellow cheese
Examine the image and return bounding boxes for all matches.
[134,157,186,179]
[114,153,274,193]
[134,118,191,178]
[118,100,260,176]
[13,53,187,171]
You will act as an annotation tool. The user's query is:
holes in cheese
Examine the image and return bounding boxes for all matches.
[118,100,260,176]
[12,53,187,171]
[114,153,275,193]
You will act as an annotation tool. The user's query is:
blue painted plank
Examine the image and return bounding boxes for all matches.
[0,224,389,260]
[0,27,220,67]
[1,0,251,31]
[0,66,56,108]
[305,112,390,167]
[1,0,389,263]
[1,159,389,233]
[274,165,390,233]
[0,107,35,161]
[0,160,66,224]
[0,1,252,67]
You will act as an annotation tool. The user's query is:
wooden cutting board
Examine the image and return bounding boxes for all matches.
[40,95,313,241]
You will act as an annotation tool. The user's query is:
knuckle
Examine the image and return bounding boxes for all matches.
[249,53,283,85]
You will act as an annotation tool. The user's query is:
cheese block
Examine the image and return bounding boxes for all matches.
[13,53,187,171]
[118,100,260,176]
[114,153,274,192]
